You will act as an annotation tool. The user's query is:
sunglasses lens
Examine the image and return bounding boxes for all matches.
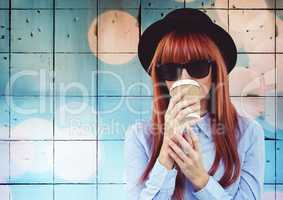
[157,59,213,81]
[187,60,211,78]
[157,63,180,81]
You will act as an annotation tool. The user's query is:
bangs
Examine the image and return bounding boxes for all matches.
[158,31,214,64]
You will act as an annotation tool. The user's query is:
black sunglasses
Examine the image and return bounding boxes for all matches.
[156,59,215,81]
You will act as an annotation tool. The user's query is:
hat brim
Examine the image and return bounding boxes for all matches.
[138,18,237,76]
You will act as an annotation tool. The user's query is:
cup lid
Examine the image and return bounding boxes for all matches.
[170,79,200,91]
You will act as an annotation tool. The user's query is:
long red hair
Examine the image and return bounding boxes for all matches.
[138,29,241,199]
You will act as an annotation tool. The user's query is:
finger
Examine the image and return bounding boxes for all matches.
[190,128,201,153]
[187,117,201,126]
[178,119,200,142]
[167,92,184,111]
[168,145,184,168]
[168,139,187,161]
[183,131,193,146]
[172,99,198,118]
[171,99,198,118]
[186,103,201,113]
[175,122,187,135]
[173,133,197,160]
[175,104,201,122]
[173,131,191,149]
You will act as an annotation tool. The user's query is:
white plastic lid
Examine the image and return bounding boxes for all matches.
[170,79,200,91]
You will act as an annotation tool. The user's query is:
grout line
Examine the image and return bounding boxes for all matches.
[0,7,140,10]
[0,182,126,185]
[8,1,11,200]
[96,0,99,198]
[0,138,281,142]
[228,0,230,33]
[0,182,281,185]
[138,2,141,97]
[2,51,283,54]
[52,0,55,199]
[3,8,282,10]
[274,0,277,198]
[1,95,283,97]
[2,52,139,54]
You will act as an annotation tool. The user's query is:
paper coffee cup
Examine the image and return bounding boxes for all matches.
[169,79,201,121]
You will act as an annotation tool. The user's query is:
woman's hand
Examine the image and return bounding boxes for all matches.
[167,126,209,191]
[158,92,201,170]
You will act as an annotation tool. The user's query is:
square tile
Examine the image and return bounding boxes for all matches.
[277,0,283,8]
[229,0,275,8]
[0,185,10,200]
[55,0,96,8]
[99,0,139,9]
[229,54,275,96]
[97,9,139,53]
[229,10,275,52]
[0,0,9,8]
[202,9,228,31]
[11,10,53,52]
[276,140,283,183]
[276,11,283,52]
[55,9,96,52]
[54,141,96,183]
[0,11,9,52]
[55,185,97,200]
[141,9,173,33]
[0,54,9,95]
[139,96,152,121]
[10,96,53,140]
[264,140,276,184]
[142,0,184,9]
[10,185,53,200]
[55,54,97,96]
[98,141,125,183]
[98,184,126,200]
[276,97,283,140]
[0,96,9,139]
[10,53,53,96]
[55,96,96,140]
[98,97,141,140]
[263,184,276,200]
[277,54,283,96]
[140,67,153,96]
[12,0,53,8]
[0,142,9,183]
[98,54,143,96]
[231,97,275,139]
[186,0,227,9]
[277,185,283,199]
[10,141,53,183]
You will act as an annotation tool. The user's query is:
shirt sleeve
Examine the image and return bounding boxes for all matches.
[192,120,265,200]
[124,122,178,200]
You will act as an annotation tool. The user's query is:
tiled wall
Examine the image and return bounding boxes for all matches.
[0,0,282,199]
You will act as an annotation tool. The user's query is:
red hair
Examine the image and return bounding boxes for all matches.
[137,30,241,199]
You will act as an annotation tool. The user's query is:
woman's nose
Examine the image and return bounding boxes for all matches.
[179,68,191,80]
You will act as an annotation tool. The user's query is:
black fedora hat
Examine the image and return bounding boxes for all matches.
[138,8,237,76]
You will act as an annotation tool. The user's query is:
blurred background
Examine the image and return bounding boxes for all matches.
[0,0,282,199]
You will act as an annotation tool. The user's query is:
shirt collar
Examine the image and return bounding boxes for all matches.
[193,112,211,138]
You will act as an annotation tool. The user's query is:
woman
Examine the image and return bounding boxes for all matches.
[124,8,265,200]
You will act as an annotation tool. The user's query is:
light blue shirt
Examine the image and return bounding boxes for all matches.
[124,112,265,199]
